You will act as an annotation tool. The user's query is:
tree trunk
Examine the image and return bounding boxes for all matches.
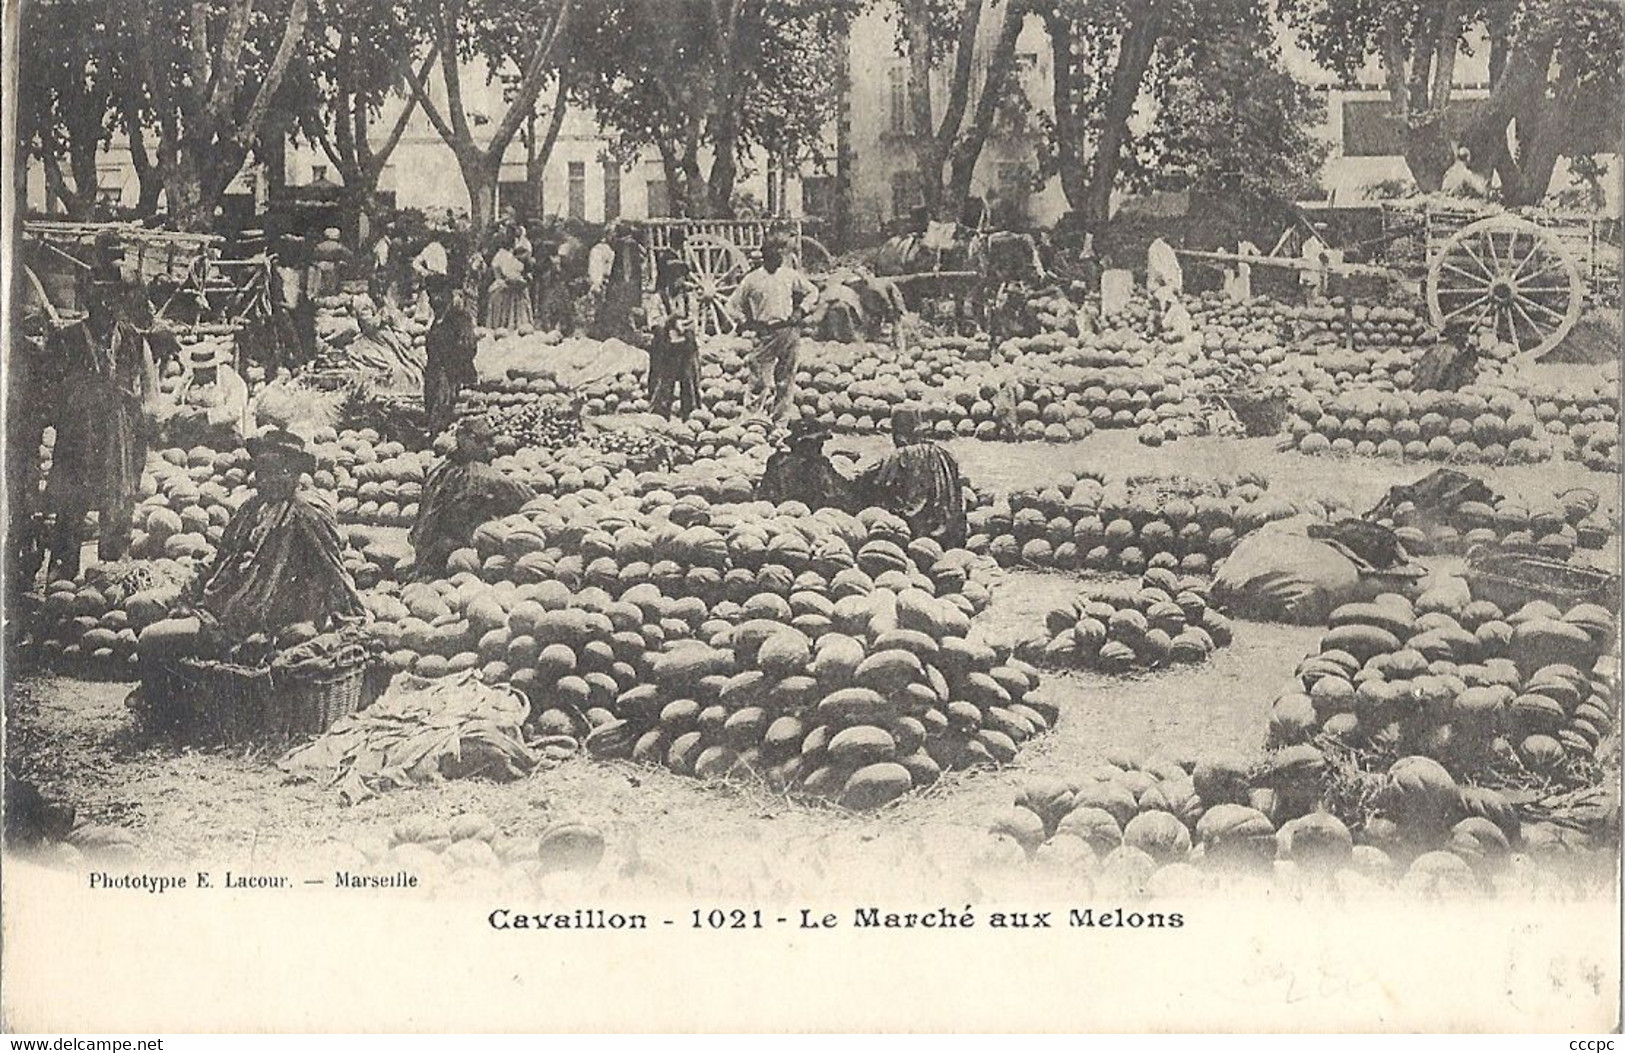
[706,151,738,217]
[1402,116,1454,193]
[1046,12,1087,211]
[946,0,1027,209]
[125,111,165,216]
[462,158,499,235]
[1083,0,1165,225]
[165,144,212,231]
[525,82,568,216]
[903,0,946,218]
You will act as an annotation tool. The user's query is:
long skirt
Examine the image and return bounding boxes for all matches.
[487,283,534,332]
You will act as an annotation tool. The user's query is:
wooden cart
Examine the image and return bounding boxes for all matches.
[21,220,274,334]
[633,218,832,336]
[1379,202,1617,359]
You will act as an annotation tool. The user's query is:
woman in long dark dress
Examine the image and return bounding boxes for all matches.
[860,405,968,548]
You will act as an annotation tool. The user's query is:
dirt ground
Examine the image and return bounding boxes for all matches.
[7,430,1619,882]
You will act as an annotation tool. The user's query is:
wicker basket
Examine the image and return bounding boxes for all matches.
[1465,552,1619,611]
[274,652,381,740]
[143,650,382,746]
[144,658,277,746]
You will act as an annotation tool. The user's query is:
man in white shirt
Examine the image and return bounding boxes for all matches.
[172,342,253,443]
[727,240,818,423]
[587,227,618,292]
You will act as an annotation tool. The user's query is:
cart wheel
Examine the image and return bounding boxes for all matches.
[790,235,834,277]
[682,234,746,337]
[1427,215,1583,359]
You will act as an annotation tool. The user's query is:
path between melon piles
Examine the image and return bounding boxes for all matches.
[10,431,1617,877]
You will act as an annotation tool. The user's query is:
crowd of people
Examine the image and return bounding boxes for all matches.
[357,211,651,341]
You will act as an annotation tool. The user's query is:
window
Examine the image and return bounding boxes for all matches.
[765,159,784,216]
[890,169,922,220]
[887,64,910,136]
[602,160,622,221]
[311,164,328,184]
[646,178,669,218]
[567,161,586,220]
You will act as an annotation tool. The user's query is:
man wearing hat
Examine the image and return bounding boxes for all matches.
[423,277,480,434]
[42,275,162,579]
[171,340,253,444]
[645,264,702,418]
[756,418,854,510]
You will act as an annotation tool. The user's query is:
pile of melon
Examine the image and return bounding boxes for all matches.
[362,561,1046,810]
[986,748,1612,897]
[1566,419,1619,473]
[333,448,429,527]
[970,471,1331,577]
[1287,385,1558,465]
[1018,570,1233,674]
[1289,301,1428,350]
[1369,484,1609,558]
[368,813,605,887]
[1265,582,1618,782]
[129,447,250,564]
[597,582,1052,808]
[457,393,588,454]
[28,559,192,672]
[454,490,996,616]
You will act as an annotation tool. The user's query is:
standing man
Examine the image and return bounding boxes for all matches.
[422,279,479,435]
[7,303,58,599]
[370,225,395,303]
[645,298,701,419]
[727,239,817,425]
[311,227,352,298]
[43,278,161,579]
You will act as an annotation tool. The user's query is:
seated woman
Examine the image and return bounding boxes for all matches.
[409,416,537,578]
[756,418,855,511]
[138,428,364,665]
[859,405,967,548]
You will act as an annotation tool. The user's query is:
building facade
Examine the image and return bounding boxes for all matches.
[25,5,1620,231]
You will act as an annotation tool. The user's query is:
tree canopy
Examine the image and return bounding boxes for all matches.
[564,0,856,218]
[1283,0,1623,203]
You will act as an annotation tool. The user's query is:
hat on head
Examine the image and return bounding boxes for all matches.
[890,404,925,441]
[786,416,833,446]
[246,426,316,478]
[323,227,341,240]
[188,343,227,371]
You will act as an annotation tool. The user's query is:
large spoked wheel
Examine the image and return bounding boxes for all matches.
[1427,215,1583,359]
[682,234,746,337]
